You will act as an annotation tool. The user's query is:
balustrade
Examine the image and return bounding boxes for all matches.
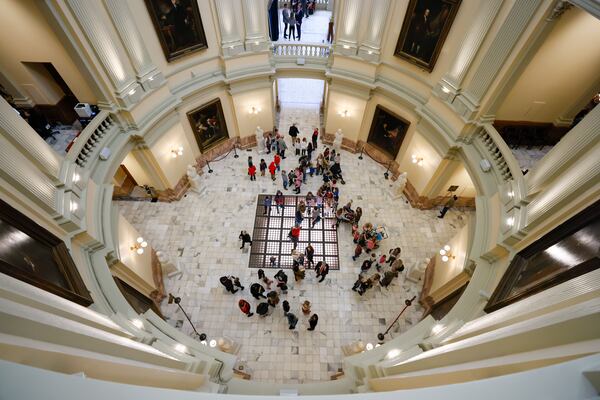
[272,43,331,59]
[474,125,523,183]
[66,111,119,168]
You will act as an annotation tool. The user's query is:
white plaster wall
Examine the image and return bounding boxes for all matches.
[438,163,476,198]
[398,132,443,195]
[231,87,275,138]
[149,122,195,188]
[116,212,154,290]
[430,221,470,293]
[121,152,153,187]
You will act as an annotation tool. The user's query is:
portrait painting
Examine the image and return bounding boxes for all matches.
[367,105,410,159]
[485,199,600,313]
[0,199,93,307]
[394,0,462,71]
[144,0,208,62]
[187,99,229,153]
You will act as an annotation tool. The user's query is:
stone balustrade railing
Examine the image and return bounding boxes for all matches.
[66,111,118,168]
[272,43,331,60]
[474,124,522,183]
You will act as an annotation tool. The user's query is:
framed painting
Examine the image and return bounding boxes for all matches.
[144,0,208,62]
[187,98,229,153]
[367,105,410,159]
[394,0,462,72]
[485,199,600,313]
[0,199,93,307]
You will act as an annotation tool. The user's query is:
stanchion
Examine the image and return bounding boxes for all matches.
[377,296,416,342]
[233,144,239,158]
[168,294,206,340]
[206,160,213,173]
[358,145,364,160]
[384,161,391,179]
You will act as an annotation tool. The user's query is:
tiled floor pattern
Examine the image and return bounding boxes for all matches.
[277,78,325,105]
[45,124,81,156]
[249,194,339,270]
[274,9,331,44]
[117,104,473,383]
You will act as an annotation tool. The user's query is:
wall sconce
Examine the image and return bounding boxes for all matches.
[506,217,515,227]
[209,339,217,348]
[411,154,424,166]
[507,191,514,198]
[131,236,148,255]
[339,110,349,118]
[171,146,184,158]
[365,343,374,351]
[439,245,454,262]
[249,106,261,115]
[174,343,187,353]
[70,200,78,213]
[441,86,451,94]
[73,173,81,183]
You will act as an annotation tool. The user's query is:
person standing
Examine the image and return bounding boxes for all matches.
[238,299,254,317]
[307,313,318,331]
[259,159,267,177]
[268,160,277,181]
[327,16,334,43]
[304,244,314,268]
[232,276,245,291]
[281,169,289,190]
[282,300,290,314]
[287,312,299,329]
[275,190,285,214]
[274,153,281,171]
[295,6,303,41]
[307,141,313,160]
[263,195,272,215]
[288,9,297,40]
[278,136,287,158]
[220,276,238,293]
[250,283,267,299]
[267,291,280,307]
[387,247,402,264]
[352,243,363,261]
[312,128,319,149]
[289,123,299,139]
[282,3,291,39]
[438,195,458,219]
[311,206,322,228]
[289,224,301,249]
[239,231,252,249]
[258,269,273,289]
[248,164,257,181]
[315,261,329,282]
[301,138,308,156]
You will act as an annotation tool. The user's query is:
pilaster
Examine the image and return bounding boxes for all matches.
[66,0,142,108]
[421,152,461,199]
[214,0,245,57]
[242,0,270,52]
[334,0,361,56]
[357,0,390,62]
[102,0,165,91]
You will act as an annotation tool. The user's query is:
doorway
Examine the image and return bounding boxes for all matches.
[276,78,325,136]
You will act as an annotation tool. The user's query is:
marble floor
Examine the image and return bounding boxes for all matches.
[274,10,331,44]
[278,78,325,105]
[117,103,472,383]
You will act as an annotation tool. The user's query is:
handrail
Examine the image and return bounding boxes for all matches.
[272,43,331,59]
[66,110,118,168]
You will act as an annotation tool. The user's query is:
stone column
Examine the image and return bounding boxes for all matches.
[130,141,170,191]
[242,0,270,52]
[453,0,543,120]
[434,0,503,101]
[526,105,600,196]
[421,153,461,199]
[357,0,390,62]
[66,0,142,108]
[214,0,245,57]
[334,0,361,56]
[102,0,165,91]
[0,97,61,182]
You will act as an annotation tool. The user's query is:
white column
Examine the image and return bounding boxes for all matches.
[102,0,164,91]
[0,97,61,182]
[242,0,270,52]
[526,105,600,196]
[453,0,543,119]
[214,0,245,57]
[66,0,142,108]
[434,0,503,101]
[357,0,390,62]
[334,0,362,55]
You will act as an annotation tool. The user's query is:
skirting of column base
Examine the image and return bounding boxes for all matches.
[156,174,191,202]
[404,179,476,210]
[239,135,257,149]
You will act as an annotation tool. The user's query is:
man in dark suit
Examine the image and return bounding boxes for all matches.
[295,6,304,41]
[315,262,329,283]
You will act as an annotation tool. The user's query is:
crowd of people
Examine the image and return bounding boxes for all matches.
[280,1,318,41]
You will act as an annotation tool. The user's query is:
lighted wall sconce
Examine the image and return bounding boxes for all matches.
[131,236,148,255]
[70,200,78,213]
[411,154,424,166]
[506,217,515,227]
[73,173,81,183]
[249,106,261,114]
[209,339,217,348]
[439,245,454,262]
[339,110,349,118]
[171,146,184,158]
[365,343,374,351]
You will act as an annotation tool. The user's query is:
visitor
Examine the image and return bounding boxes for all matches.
[387,247,402,265]
[315,261,329,283]
[269,160,277,181]
[282,300,290,314]
[376,254,386,271]
[288,9,297,41]
[304,244,314,268]
[380,269,398,288]
[275,190,285,214]
[239,231,252,249]
[265,134,271,154]
[267,291,280,307]
[263,195,272,215]
[250,282,267,299]
[282,3,291,39]
[360,256,374,272]
[293,262,305,282]
[295,208,304,226]
[315,154,324,175]
[281,169,289,190]
[289,123,299,139]
[294,173,302,194]
[312,128,319,149]
[258,269,273,289]
[289,224,301,249]
[391,258,405,274]
[302,300,311,315]
[307,141,313,160]
[238,299,253,317]
[295,5,303,41]
[307,313,318,331]
[248,156,253,167]
[301,138,308,156]
[274,153,281,171]
[220,276,237,293]
[311,206,322,228]
[259,159,267,176]
[438,195,458,219]
[248,164,256,181]
[274,269,289,292]
[351,274,364,292]
[352,242,363,261]
[327,15,334,43]
[294,137,301,156]
[257,302,270,317]
[232,276,245,291]
[269,256,277,267]
[287,312,299,329]
[278,136,287,158]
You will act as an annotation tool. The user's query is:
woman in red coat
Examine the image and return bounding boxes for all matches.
[238,299,253,317]
[268,161,277,181]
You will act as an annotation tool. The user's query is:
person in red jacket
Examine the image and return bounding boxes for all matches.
[289,224,301,250]
[248,164,257,181]
[238,299,253,317]
[274,153,281,171]
[268,161,277,181]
